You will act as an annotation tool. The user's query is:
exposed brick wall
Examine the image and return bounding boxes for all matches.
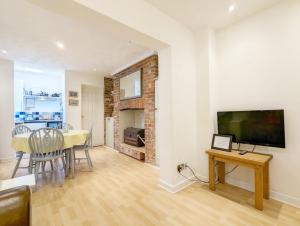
[104,77,113,145]
[112,55,158,164]
[104,77,113,117]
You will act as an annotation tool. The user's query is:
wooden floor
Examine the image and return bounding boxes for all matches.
[1,146,300,226]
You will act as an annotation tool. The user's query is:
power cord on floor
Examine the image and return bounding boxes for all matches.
[179,145,257,183]
[179,164,219,184]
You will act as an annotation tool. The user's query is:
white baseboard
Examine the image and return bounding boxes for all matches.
[270,190,300,208]
[0,157,15,163]
[159,176,195,193]
[225,176,300,208]
[159,173,300,208]
[144,163,160,170]
[104,146,119,153]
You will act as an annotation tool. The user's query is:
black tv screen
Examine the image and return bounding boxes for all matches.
[217,110,285,148]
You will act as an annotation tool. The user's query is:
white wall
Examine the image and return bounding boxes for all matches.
[194,29,216,178]
[0,59,14,160]
[65,70,104,145]
[15,71,64,96]
[75,0,198,189]
[14,70,64,113]
[204,0,300,206]
[54,0,300,207]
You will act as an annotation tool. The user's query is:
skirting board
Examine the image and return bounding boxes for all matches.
[105,146,119,153]
[160,174,300,208]
[144,163,160,170]
[159,176,196,193]
[0,157,15,163]
[225,176,300,208]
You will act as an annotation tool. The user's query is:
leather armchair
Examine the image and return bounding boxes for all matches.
[0,186,31,226]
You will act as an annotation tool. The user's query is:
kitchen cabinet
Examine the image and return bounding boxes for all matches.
[25,122,47,130]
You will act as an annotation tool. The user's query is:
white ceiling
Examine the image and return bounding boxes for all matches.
[0,0,153,75]
[145,0,282,31]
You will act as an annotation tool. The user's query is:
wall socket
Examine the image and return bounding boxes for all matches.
[177,163,188,173]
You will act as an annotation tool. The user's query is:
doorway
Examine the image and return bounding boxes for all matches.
[81,84,104,146]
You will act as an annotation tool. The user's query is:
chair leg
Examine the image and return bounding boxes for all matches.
[29,159,33,174]
[34,162,40,181]
[28,155,32,173]
[11,152,24,178]
[42,162,46,172]
[61,157,66,173]
[85,149,93,170]
[65,151,69,177]
[54,159,63,186]
[88,149,93,167]
[71,148,75,178]
[50,160,54,170]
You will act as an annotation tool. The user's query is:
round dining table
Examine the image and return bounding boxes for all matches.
[11,130,89,178]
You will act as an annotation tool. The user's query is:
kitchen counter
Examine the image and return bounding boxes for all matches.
[16,120,62,124]
[15,120,63,130]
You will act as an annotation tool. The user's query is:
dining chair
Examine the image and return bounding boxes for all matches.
[28,128,65,182]
[74,128,93,171]
[12,124,32,137]
[11,125,32,178]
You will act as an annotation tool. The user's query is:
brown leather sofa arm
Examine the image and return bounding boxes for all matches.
[0,186,31,226]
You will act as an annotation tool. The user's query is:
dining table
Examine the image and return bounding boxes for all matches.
[11,129,89,178]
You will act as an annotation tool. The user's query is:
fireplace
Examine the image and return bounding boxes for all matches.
[118,109,146,160]
[112,55,157,164]
[124,127,145,147]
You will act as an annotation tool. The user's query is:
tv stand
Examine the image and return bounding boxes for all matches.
[206,149,272,210]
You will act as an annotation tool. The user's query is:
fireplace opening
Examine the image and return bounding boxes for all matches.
[118,109,146,161]
[124,127,145,147]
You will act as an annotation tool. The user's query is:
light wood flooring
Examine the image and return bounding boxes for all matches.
[1,146,300,226]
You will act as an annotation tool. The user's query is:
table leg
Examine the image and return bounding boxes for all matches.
[209,155,215,191]
[65,150,69,177]
[218,161,225,184]
[70,147,75,179]
[263,163,269,199]
[11,151,24,178]
[255,166,264,210]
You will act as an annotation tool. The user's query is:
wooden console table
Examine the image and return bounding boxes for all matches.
[206,149,273,210]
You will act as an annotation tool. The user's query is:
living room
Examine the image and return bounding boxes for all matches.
[1,0,300,225]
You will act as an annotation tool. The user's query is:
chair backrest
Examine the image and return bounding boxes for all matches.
[29,128,64,157]
[84,127,93,148]
[62,123,74,130]
[12,125,31,137]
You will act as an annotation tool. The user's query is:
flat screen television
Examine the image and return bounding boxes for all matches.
[217,110,285,148]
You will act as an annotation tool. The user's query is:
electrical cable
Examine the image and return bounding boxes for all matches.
[225,144,256,175]
[179,164,218,184]
[179,145,257,183]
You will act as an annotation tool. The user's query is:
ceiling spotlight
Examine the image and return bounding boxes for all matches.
[55,41,65,49]
[24,68,44,73]
[228,4,236,13]
[1,50,7,54]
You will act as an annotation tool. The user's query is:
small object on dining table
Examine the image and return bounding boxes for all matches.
[62,128,69,133]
